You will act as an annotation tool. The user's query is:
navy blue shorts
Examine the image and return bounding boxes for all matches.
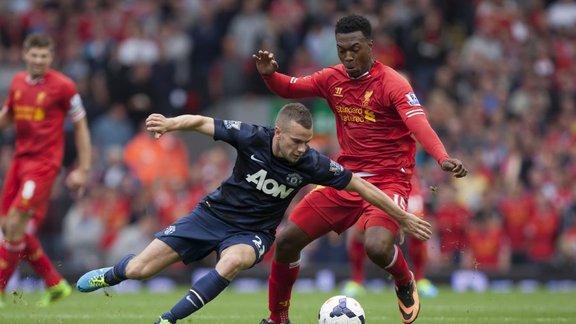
[155,205,275,266]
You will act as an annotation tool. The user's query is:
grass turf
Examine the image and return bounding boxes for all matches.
[1,286,575,323]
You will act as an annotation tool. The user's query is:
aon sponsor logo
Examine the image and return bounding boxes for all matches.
[246,170,294,199]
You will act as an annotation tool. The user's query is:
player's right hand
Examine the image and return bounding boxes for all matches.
[66,168,89,197]
[441,158,468,178]
[252,50,279,76]
[400,213,432,242]
[146,113,171,139]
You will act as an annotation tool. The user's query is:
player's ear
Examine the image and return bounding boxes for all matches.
[274,125,282,137]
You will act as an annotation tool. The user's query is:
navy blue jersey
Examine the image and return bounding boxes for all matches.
[201,119,353,232]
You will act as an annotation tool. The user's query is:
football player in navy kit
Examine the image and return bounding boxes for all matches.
[76,103,432,324]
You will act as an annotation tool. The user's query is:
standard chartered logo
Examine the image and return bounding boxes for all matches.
[335,105,377,123]
[246,169,294,199]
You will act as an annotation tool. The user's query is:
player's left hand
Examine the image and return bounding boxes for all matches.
[441,158,468,178]
[66,168,89,197]
[400,213,432,242]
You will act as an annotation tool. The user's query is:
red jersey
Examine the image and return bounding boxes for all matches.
[4,69,85,169]
[466,224,506,271]
[263,61,448,176]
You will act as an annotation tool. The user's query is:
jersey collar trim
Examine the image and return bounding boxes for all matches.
[25,74,46,85]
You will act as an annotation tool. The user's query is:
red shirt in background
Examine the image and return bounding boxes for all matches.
[5,69,85,169]
[466,219,507,271]
[435,201,471,256]
[500,192,533,253]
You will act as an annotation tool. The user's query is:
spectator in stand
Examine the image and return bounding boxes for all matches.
[525,191,561,265]
[434,184,471,267]
[91,102,135,153]
[464,213,510,272]
[463,191,510,272]
[500,185,533,263]
[123,123,189,188]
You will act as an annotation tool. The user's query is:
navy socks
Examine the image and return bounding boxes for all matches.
[104,254,135,285]
[167,269,230,320]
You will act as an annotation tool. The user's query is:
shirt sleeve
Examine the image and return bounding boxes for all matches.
[388,77,449,164]
[213,118,259,150]
[262,70,325,98]
[62,79,86,122]
[310,151,353,190]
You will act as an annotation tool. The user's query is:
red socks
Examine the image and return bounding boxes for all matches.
[385,245,412,286]
[0,239,25,291]
[268,259,300,323]
[23,234,62,287]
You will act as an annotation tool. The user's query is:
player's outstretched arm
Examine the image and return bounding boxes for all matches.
[402,114,468,178]
[145,113,215,138]
[252,50,319,99]
[344,175,432,241]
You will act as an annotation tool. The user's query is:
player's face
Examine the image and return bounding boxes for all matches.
[23,47,53,79]
[336,31,373,78]
[274,120,312,164]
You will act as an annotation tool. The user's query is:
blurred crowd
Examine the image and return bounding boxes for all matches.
[1,0,576,276]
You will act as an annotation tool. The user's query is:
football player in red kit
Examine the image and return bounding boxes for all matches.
[0,33,91,307]
[253,15,467,324]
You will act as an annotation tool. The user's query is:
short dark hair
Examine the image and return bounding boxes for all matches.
[276,103,313,129]
[23,33,55,51]
[335,15,372,39]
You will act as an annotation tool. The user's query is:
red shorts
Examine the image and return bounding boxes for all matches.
[0,158,59,226]
[289,175,410,240]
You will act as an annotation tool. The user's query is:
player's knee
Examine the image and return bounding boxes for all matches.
[364,235,395,262]
[224,254,256,271]
[216,253,252,279]
[2,216,26,239]
[275,234,306,261]
[275,223,311,261]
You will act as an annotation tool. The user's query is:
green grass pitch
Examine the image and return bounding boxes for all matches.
[1,286,575,323]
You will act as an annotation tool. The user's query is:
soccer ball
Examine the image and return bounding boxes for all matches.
[318,295,366,324]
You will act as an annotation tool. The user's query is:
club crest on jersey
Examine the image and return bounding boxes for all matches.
[405,92,421,106]
[224,120,241,130]
[36,91,46,104]
[286,173,303,187]
[329,160,344,175]
[362,90,373,106]
[164,225,176,235]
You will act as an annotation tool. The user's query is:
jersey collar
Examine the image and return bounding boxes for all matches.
[349,70,370,80]
[25,71,50,85]
[346,61,376,80]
